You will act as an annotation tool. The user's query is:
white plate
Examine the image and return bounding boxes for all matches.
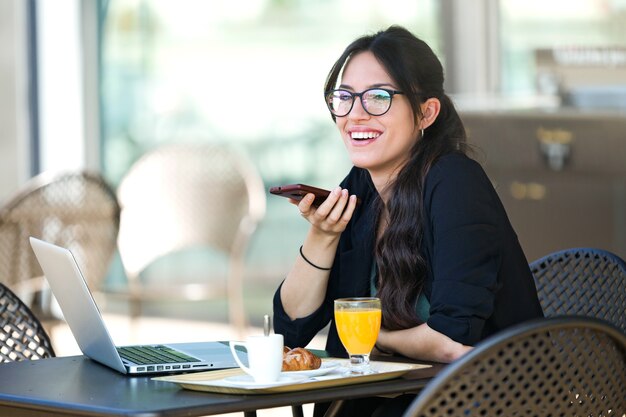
[223,374,307,388]
[282,360,342,377]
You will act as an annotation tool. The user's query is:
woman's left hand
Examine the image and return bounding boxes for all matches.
[376,324,472,363]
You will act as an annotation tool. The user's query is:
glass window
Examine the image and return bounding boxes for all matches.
[99,0,440,293]
[500,0,626,95]
[101,0,440,184]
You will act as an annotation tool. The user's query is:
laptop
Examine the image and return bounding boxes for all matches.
[29,236,241,375]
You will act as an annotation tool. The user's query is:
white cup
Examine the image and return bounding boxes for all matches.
[229,334,284,383]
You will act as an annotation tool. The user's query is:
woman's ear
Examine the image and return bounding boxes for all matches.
[419,98,441,130]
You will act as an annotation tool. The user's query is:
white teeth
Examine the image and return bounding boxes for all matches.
[351,131,380,140]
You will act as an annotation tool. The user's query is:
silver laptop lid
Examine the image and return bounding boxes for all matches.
[29,237,127,373]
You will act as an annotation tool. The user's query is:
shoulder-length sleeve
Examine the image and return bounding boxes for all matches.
[424,154,504,345]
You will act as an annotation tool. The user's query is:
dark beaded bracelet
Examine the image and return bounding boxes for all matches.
[299,245,332,271]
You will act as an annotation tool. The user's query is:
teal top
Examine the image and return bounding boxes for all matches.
[370,261,430,323]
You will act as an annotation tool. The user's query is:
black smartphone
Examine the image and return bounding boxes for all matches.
[269,184,331,207]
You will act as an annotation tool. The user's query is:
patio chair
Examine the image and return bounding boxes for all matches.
[0,170,121,319]
[403,316,626,417]
[1,282,55,362]
[115,143,266,336]
[529,247,626,333]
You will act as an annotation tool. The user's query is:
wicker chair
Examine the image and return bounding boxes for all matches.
[0,170,120,318]
[403,316,626,417]
[0,282,55,362]
[115,143,266,335]
[529,247,626,333]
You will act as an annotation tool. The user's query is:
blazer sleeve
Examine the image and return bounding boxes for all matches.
[273,281,334,348]
[424,154,504,345]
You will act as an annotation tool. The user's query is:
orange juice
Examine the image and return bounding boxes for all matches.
[335,308,382,355]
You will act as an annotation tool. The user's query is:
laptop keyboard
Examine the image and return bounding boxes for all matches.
[117,345,201,365]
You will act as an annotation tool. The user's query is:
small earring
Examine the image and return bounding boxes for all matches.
[421,128,425,138]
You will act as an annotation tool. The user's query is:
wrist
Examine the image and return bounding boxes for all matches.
[306,228,341,249]
[299,245,331,270]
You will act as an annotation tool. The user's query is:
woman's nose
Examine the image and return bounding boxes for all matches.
[348,97,370,120]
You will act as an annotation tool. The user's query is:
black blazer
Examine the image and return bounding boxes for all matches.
[273,153,543,356]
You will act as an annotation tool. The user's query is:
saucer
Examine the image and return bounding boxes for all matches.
[223,374,307,388]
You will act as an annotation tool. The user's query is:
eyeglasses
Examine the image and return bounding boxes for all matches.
[325,88,404,117]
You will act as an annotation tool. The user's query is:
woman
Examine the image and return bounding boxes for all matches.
[273,25,543,416]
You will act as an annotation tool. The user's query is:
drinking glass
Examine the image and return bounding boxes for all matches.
[334,297,382,375]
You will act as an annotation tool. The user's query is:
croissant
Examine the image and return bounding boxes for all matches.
[282,346,322,371]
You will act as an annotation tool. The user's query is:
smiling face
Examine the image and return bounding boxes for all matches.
[335,51,421,186]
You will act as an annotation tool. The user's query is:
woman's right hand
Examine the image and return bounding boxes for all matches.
[294,187,358,238]
[280,187,358,320]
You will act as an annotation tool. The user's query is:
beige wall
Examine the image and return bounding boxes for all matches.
[0,0,30,201]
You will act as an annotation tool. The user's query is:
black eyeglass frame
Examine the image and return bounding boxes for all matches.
[324,88,405,117]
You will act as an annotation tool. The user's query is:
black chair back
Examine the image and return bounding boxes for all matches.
[403,316,626,417]
[0,283,55,362]
[529,247,626,332]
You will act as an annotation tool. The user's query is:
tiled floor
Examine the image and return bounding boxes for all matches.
[48,313,325,417]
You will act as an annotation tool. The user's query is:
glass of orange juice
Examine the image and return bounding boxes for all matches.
[334,297,382,375]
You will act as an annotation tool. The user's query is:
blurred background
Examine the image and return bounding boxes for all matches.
[1,0,626,361]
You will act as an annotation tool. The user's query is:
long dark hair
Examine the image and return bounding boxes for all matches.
[324,26,468,330]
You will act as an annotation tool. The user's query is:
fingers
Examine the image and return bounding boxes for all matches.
[320,188,348,222]
[297,194,316,216]
[339,195,358,225]
[301,187,341,219]
[298,187,357,233]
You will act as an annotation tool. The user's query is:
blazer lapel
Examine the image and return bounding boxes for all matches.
[337,200,377,298]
